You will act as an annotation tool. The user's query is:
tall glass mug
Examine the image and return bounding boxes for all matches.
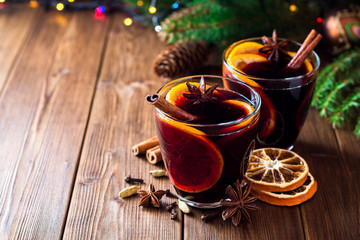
[223,38,320,149]
[154,75,261,208]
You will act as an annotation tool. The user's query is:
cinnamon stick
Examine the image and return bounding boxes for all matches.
[131,136,159,156]
[287,29,322,69]
[146,145,163,164]
[146,94,199,122]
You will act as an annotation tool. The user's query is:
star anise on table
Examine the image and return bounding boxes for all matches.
[138,183,166,208]
[219,180,259,226]
[183,76,218,105]
[259,29,291,63]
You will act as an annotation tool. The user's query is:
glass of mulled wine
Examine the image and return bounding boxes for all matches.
[223,37,320,150]
[153,75,261,208]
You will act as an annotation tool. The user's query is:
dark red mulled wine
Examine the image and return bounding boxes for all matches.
[154,76,260,208]
[223,38,320,149]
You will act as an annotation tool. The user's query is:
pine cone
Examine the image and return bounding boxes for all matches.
[154,41,210,79]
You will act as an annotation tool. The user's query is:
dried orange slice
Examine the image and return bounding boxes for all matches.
[251,173,317,206]
[245,148,309,192]
[156,114,224,193]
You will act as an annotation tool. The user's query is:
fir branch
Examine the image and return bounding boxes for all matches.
[160,3,239,43]
[158,0,308,46]
[329,88,360,129]
[312,50,360,107]
[355,116,360,138]
[312,64,334,103]
[312,48,360,139]
[319,70,360,117]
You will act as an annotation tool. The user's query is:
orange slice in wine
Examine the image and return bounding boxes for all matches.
[156,114,224,193]
[213,99,256,135]
[245,148,309,192]
[251,173,317,206]
[256,90,277,139]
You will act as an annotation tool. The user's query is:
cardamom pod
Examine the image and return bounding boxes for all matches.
[118,185,140,198]
[178,199,191,213]
[149,169,167,177]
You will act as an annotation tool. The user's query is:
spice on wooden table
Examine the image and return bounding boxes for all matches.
[220,180,259,226]
[124,175,144,184]
[118,185,141,198]
[170,208,178,220]
[165,189,178,199]
[149,169,167,177]
[178,199,191,213]
[201,210,222,223]
[146,145,163,164]
[165,201,177,212]
[138,183,166,208]
[131,136,159,156]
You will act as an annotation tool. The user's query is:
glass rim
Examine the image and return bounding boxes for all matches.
[222,37,320,82]
[155,75,261,128]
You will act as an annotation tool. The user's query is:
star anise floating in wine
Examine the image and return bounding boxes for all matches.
[183,76,218,105]
[219,180,259,226]
[259,29,291,63]
[138,183,166,208]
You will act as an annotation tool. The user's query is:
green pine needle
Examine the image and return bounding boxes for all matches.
[319,70,360,117]
[329,88,360,128]
[312,48,360,138]
[158,0,317,47]
[355,116,360,138]
[312,50,360,107]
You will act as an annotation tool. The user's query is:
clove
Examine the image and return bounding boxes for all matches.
[165,189,178,199]
[165,201,177,212]
[170,208,178,220]
[201,211,222,223]
[125,175,144,184]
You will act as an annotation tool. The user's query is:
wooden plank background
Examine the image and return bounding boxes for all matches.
[0,9,108,239]
[296,109,359,239]
[0,5,359,240]
[62,14,179,240]
[0,6,38,91]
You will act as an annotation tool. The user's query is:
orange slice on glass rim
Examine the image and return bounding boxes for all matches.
[251,173,317,206]
[165,82,219,107]
[157,113,224,193]
[227,42,264,59]
[227,54,268,73]
[166,82,257,135]
[245,148,309,192]
[165,82,198,105]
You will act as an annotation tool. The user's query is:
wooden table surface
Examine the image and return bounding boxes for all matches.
[0,6,359,240]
